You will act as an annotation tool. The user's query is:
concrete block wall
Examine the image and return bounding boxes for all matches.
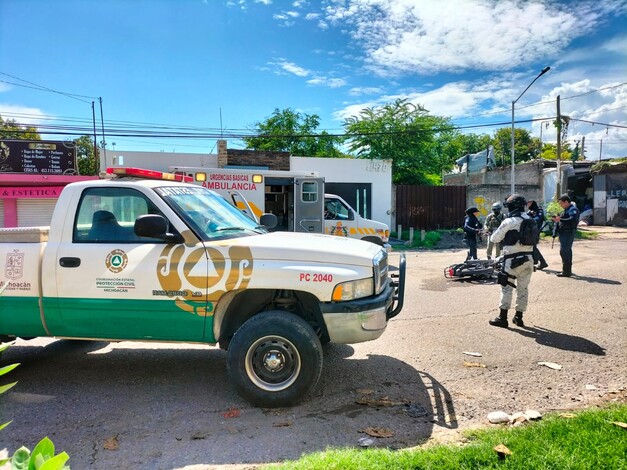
[444,161,544,187]
[445,161,544,215]
[467,184,541,218]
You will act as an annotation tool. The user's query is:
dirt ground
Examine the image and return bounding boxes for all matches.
[1,229,626,469]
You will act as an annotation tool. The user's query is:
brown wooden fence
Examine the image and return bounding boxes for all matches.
[395,185,467,230]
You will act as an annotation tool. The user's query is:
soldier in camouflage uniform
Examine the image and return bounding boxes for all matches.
[485,202,504,259]
[489,194,534,328]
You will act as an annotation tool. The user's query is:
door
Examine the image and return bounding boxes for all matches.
[47,186,208,341]
[324,196,354,238]
[293,177,324,233]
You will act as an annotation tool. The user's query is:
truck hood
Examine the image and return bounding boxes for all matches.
[216,232,383,267]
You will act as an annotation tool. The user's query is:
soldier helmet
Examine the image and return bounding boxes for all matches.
[504,193,527,210]
[492,202,502,211]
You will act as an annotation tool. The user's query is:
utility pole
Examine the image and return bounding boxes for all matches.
[581,136,585,161]
[92,101,98,174]
[99,97,106,171]
[556,95,562,199]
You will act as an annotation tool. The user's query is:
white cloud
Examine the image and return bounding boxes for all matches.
[267,59,347,88]
[602,35,627,54]
[324,0,619,76]
[0,104,48,127]
[269,59,311,77]
[349,86,384,96]
[531,80,627,159]
[335,76,516,121]
[307,77,347,88]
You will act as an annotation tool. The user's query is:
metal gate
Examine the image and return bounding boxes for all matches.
[395,185,466,230]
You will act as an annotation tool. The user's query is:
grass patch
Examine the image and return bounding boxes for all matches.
[576,229,598,240]
[268,404,627,469]
[391,230,442,249]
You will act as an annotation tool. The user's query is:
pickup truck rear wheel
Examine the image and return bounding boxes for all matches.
[226,311,323,407]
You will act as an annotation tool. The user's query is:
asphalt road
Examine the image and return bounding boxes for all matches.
[1,234,626,469]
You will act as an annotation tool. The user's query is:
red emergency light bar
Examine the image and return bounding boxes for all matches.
[106,167,193,183]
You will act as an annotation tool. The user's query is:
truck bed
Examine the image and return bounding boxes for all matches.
[0,227,50,243]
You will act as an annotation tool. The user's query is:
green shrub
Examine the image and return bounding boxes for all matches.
[545,200,562,218]
[0,342,19,432]
[8,437,70,470]
[397,230,442,249]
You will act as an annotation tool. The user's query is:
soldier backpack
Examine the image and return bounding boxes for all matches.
[519,217,540,245]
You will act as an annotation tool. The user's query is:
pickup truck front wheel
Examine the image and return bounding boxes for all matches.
[226,311,323,407]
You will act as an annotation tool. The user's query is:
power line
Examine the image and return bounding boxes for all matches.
[569,118,627,129]
[0,72,94,104]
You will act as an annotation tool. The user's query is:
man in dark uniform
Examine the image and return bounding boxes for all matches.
[551,194,580,277]
[463,207,483,260]
[527,200,548,270]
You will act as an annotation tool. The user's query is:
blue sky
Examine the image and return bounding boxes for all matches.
[1,0,626,160]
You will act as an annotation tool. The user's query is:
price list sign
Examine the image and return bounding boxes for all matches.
[0,140,77,174]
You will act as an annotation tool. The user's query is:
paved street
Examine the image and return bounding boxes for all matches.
[1,233,626,469]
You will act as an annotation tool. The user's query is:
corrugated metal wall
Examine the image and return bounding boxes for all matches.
[16,199,57,227]
[395,185,467,230]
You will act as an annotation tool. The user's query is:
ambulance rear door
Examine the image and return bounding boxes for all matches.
[294,177,324,233]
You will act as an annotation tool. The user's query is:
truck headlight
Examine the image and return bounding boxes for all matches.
[332,278,374,301]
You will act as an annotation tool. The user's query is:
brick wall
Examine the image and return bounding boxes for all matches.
[226,149,291,170]
[217,139,291,170]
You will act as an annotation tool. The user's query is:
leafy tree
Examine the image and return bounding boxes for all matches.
[343,99,455,185]
[74,135,100,175]
[243,108,346,158]
[539,142,573,161]
[0,115,41,140]
[453,133,493,156]
[492,127,540,165]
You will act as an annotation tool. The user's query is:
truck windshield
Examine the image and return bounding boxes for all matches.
[154,186,265,241]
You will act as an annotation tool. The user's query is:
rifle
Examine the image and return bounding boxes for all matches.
[551,219,559,248]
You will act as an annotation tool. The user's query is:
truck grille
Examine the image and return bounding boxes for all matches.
[374,250,388,294]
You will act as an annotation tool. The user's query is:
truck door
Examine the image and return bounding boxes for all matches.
[48,186,207,342]
[294,177,324,233]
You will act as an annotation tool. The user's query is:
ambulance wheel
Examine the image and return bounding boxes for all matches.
[227,311,323,408]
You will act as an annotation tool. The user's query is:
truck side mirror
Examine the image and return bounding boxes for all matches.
[135,214,183,243]
[260,213,278,229]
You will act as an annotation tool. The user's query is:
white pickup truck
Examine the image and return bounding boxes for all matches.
[0,169,405,407]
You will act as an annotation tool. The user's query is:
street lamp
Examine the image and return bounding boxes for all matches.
[510,66,551,193]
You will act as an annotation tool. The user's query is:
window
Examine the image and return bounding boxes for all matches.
[301,181,318,203]
[73,187,167,243]
[324,199,352,220]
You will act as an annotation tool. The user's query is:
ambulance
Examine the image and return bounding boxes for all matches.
[170,166,391,249]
